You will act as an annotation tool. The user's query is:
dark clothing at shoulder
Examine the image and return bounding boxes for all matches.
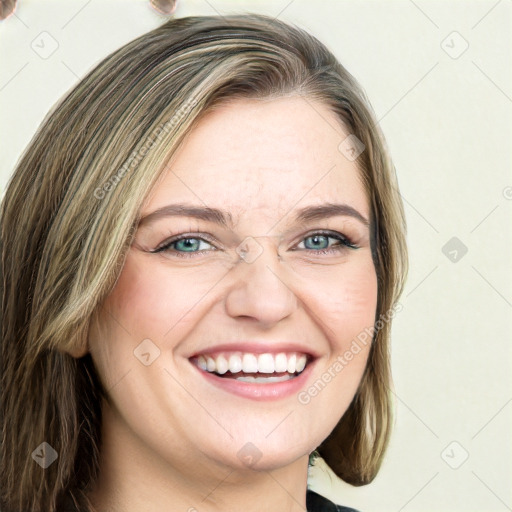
[306,489,361,512]
[60,489,360,512]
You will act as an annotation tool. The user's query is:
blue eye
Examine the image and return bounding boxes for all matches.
[296,232,357,253]
[173,238,210,252]
[152,230,357,259]
[153,236,214,256]
[303,234,331,250]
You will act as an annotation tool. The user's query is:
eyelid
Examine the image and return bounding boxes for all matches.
[291,229,358,250]
[151,232,218,253]
[151,228,359,256]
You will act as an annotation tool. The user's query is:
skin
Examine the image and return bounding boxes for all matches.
[85,96,378,512]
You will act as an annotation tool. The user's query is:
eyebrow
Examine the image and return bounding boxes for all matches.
[137,202,369,229]
[138,204,233,228]
[294,203,369,227]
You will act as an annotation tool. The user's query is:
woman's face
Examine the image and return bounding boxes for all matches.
[89,96,377,474]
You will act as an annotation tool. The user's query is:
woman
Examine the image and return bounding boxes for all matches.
[0,14,407,512]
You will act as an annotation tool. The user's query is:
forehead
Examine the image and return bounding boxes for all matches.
[141,96,369,227]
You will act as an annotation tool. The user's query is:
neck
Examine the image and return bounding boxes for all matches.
[88,400,310,512]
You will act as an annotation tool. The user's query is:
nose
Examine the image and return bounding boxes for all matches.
[224,237,298,327]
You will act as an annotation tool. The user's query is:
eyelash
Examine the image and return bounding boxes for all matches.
[151,230,358,259]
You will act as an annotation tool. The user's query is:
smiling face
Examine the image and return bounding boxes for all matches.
[88,96,377,479]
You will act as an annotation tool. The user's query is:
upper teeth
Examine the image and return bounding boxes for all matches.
[195,352,308,375]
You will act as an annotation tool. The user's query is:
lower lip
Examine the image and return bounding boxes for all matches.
[191,360,316,401]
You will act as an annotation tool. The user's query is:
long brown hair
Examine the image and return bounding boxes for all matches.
[1,14,407,512]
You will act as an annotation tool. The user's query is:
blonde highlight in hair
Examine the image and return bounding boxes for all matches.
[1,14,407,511]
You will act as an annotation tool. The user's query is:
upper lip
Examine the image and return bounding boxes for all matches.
[189,341,320,359]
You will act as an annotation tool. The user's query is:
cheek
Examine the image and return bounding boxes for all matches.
[102,250,229,340]
[294,257,377,417]
[293,255,378,351]
[335,269,378,337]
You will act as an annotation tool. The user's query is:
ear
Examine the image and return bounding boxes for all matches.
[61,324,91,359]
[0,0,17,21]
[149,0,178,15]
[65,340,89,358]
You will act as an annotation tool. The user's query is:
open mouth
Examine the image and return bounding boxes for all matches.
[190,351,311,383]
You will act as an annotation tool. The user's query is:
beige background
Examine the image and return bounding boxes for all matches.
[1,1,511,511]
